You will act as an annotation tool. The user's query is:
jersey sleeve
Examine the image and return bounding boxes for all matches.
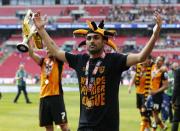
[113,53,130,72]
[162,71,168,81]
[65,52,79,69]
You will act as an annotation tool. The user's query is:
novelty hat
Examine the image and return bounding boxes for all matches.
[73,20,117,51]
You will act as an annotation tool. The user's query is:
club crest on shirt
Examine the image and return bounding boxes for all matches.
[98,66,105,74]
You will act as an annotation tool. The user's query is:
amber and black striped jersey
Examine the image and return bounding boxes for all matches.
[135,63,152,99]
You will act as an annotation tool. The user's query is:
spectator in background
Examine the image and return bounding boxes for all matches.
[0,91,2,100]
[13,63,31,104]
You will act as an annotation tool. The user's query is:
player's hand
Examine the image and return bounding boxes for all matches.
[153,11,162,34]
[33,11,48,30]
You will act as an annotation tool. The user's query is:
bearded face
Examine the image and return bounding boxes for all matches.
[155,56,164,68]
[86,33,105,55]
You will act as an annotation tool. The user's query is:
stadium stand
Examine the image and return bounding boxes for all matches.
[0,3,179,81]
[0,4,179,23]
[0,52,40,78]
[0,35,179,78]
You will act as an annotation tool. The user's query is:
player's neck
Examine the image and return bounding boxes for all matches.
[90,50,105,59]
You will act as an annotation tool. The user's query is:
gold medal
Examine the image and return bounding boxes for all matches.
[45,79,49,85]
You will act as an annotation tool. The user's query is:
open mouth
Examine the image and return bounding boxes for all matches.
[89,45,96,49]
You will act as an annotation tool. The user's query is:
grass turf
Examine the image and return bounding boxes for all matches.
[0,85,175,131]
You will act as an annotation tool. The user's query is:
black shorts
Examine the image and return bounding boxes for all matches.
[39,95,68,127]
[173,106,180,122]
[152,93,163,112]
[136,93,145,109]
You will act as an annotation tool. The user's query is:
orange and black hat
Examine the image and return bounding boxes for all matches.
[73,20,117,51]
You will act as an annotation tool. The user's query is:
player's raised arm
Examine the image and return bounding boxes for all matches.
[33,12,67,63]
[28,41,42,65]
[126,11,162,66]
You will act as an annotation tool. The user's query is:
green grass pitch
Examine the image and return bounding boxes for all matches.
[0,85,176,131]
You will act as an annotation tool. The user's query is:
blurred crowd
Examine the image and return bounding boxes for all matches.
[106,5,180,24]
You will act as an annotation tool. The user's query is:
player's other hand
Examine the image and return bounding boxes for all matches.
[153,11,162,34]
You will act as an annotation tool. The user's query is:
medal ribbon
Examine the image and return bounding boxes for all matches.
[45,58,54,84]
[85,52,106,90]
